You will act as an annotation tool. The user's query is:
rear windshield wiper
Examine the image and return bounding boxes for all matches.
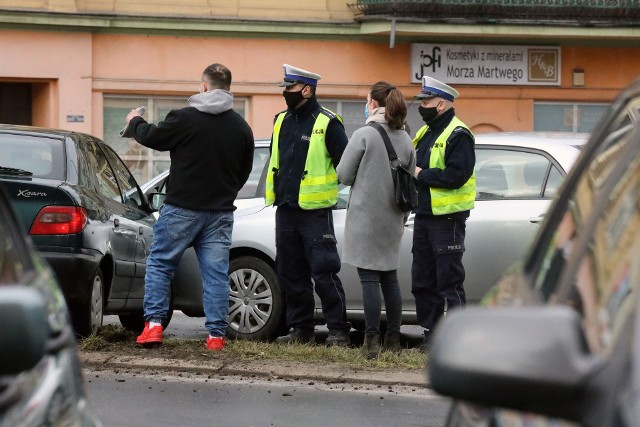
[0,166,33,176]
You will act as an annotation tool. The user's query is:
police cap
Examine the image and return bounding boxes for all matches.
[278,64,321,87]
[414,76,459,102]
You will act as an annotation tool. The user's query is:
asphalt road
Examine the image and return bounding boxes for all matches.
[85,367,450,427]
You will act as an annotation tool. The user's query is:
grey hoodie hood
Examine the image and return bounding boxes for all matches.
[187,89,234,114]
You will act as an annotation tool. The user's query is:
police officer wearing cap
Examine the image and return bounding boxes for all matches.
[266,64,351,345]
[411,76,476,351]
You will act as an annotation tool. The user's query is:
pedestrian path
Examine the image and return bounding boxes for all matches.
[80,351,429,388]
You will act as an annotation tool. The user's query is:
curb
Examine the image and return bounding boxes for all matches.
[80,352,430,388]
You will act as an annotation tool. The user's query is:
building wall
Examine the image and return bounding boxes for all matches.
[4,28,638,137]
[1,3,639,139]
[0,29,93,131]
[0,0,355,20]
[91,33,414,138]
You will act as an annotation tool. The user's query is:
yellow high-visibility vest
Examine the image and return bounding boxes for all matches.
[265,109,340,209]
[413,117,476,215]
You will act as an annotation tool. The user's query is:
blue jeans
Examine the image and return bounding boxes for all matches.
[144,203,233,337]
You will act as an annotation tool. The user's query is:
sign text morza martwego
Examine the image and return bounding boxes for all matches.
[411,44,561,86]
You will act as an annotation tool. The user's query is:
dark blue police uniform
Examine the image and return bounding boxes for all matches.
[412,108,475,333]
[272,95,351,339]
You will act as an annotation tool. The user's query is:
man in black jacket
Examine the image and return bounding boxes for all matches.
[266,64,351,345]
[125,63,254,351]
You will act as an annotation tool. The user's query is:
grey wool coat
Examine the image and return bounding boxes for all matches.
[336,108,416,271]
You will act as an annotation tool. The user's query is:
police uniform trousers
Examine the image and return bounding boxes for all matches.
[275,205,350,332]
[411,214,467,331]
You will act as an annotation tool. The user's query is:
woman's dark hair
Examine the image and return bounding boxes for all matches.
[370,81,407,130]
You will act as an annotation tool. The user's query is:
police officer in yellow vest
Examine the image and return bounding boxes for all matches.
[411,76,476,351]
[267,64,351,345]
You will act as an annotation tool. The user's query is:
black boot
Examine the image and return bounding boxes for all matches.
[419,329,432,352]
[275,328,314,344]
[383,332,402,353]
[360,334,380,360]
[325,329,350,346]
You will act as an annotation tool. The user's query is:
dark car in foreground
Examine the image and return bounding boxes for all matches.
[0,184,101,427]
[0,124,156,336]
[428,80,640,426]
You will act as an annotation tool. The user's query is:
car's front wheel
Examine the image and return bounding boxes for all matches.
[227,256,284,341]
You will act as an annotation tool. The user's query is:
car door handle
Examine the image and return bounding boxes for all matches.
[114,218,120,227]
[529,215,545,224]
[139,226,144,235]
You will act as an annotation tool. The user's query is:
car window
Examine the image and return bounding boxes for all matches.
[75,137,121,200]
[336,185,349,209]
[100,143,145,210]
[237,147,270,200]
[531,130,635,300]
[475,148,553,200]
[552,128,640,355]
[0,133,65,180]
[0,192,29,284]
[0,216,20,284]
[544,165,563,197]
[527,96,639,329]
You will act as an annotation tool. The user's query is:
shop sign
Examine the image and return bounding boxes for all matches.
[411,44,561,86]
[66,115,84,122]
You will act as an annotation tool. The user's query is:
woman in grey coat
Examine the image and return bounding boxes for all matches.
[336,81,416,359]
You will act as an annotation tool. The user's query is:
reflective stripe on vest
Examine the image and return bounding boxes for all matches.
[265,109,339,209]
[413,117,476,215]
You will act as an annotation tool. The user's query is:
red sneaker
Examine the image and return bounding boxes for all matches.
[136,322,163,345]
[206,336,226,351]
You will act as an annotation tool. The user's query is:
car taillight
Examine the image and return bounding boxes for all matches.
[29,206,88,235]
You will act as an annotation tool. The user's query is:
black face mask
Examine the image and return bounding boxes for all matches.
[418,106,439,124]
[283,88,306,109]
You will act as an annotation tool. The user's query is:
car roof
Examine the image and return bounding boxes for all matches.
[0,124,77,139]
[475,132,589,171]
[475,131,589,149]
[139,138,271,192]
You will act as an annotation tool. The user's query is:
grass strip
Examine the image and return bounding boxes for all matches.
[80,325,427,371]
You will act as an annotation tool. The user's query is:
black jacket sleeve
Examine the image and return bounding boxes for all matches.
[325,118,349,168]
[129,110,184,152]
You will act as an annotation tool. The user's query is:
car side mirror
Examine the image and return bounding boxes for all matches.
[148,192,166,211]
[428,306,600,423]
[0,286,49,375]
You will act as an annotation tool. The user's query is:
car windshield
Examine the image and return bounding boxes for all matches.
[0,134,65,180]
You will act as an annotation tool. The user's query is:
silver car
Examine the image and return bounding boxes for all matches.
[138,132,588,341]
